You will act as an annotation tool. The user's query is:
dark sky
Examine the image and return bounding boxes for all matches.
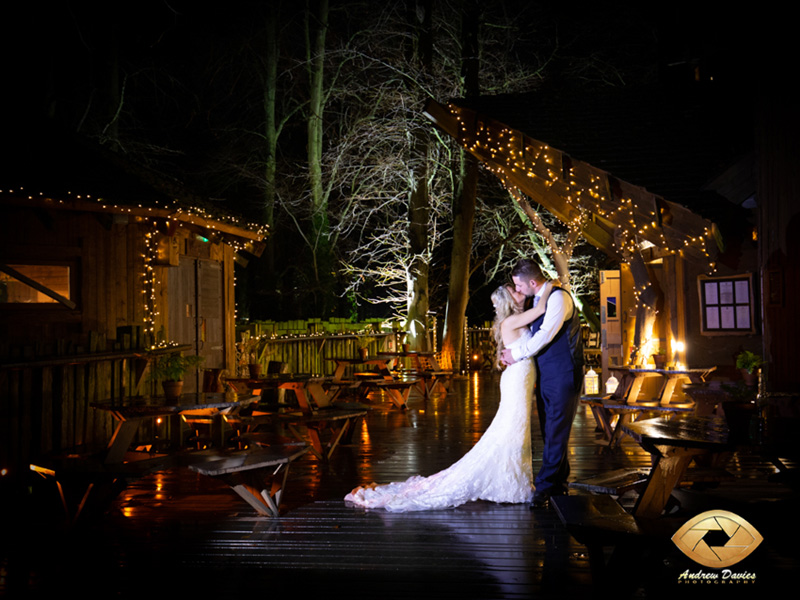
[2,2,777,213]
[2,2,787,321]
[3,2,760,137]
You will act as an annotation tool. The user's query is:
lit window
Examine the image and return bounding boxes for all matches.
[697,273,755,335]
[0,264,71,304]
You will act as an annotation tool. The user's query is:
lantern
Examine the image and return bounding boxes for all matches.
[605,375,619,395]
[583,369,599,395]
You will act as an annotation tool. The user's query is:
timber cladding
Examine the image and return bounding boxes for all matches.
[0,198,262,474]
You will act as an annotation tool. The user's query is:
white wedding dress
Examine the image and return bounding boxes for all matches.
[344,329,536,512]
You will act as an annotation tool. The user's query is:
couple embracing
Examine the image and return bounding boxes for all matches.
[345,259,583,511]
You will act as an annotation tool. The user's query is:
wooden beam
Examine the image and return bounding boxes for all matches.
[424,99,719,268]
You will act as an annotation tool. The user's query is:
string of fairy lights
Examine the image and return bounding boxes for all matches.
[3,188,438,356]
[2,188,267,345]
[446,103,717,271]
[444,102,724,366]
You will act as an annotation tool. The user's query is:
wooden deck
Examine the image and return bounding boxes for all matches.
[2,372,798,598]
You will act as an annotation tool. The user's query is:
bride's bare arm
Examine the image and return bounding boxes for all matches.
[502,282,553,330]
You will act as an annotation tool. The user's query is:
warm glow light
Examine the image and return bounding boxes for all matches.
[30,464,56,477]
[583,369,599,395]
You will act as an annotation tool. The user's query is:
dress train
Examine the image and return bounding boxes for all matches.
[344,331,536,512]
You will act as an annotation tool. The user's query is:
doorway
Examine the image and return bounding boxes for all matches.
[168,258,224,394]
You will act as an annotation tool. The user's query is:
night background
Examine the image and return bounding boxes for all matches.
[2,2,766,325]
[3,4,798,598]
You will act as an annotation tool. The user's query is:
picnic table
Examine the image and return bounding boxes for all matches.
[378,350,452,399]
[90,392,258,464]
[188,445,311,517]
[327,355,421,408]
[244,407,368,460]
[224,373,369,458]
[608,365,717,407]
[621,415,731,518]
[224,373,343,411]
[329,356,395,383]
[30,452,173,526]
[581,396,692,448]
[551,494,679,590]
[581,365,716,448]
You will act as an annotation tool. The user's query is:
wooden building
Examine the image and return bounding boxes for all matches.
[0,158,265,472]
[756,89,800,395]
[424,93,763,392]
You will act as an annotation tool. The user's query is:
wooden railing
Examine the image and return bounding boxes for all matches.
[0,328,184,475]
[1,321,494,476]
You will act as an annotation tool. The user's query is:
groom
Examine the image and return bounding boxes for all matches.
[501,259,583,508]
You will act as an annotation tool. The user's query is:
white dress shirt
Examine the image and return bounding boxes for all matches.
[510,286,573,361]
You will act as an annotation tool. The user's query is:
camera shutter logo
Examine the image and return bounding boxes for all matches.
[672,510,763,568]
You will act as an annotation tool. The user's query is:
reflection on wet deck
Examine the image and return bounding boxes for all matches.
[3,372,797,598]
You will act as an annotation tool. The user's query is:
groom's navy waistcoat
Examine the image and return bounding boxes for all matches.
[530,288,583,375]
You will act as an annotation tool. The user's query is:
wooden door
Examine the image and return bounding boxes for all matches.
[168,258,224,393]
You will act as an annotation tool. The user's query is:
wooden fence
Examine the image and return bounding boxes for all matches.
[239,320,496,375]
[242,333,398,377]
[0,319,495,477]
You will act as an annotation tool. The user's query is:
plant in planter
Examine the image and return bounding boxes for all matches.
[651,347,667,369]
[735,350,763,386]
[238,334,270,377]
[149,351,205,399]
[357,336,376,360]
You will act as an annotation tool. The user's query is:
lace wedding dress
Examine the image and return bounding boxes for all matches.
[344,330,536,512]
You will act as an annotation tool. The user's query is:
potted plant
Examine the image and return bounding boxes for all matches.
[149,351,205,399]
[736,350,763,386]
[238,334,270,377]
[357,336,375,361]
[651,347,667,370]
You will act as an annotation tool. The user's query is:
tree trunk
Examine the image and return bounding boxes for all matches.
[263,9,279,272]
[442,151,478,369]
[306,0,332,311]
[405,0,432,351]
[441,1,480,369]
[407,121,431,351]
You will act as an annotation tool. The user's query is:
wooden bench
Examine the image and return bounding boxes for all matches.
[188,445,310,517]
[569,465,734,517]
[30,452,174,526]
[236,407,368,460]
[568,468,650,496]
[551,494,677,591]
[581,397,692,448]
[360,379,419,409]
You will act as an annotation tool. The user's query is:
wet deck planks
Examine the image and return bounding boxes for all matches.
[3,372,798,598]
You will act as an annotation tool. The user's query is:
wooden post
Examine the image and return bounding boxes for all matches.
[626,250,660,365]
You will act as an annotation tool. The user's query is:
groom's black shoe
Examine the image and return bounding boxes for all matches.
[529,488,566,510]
[530,492,550,509]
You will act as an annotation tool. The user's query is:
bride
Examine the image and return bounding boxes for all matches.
[344,281,552,512]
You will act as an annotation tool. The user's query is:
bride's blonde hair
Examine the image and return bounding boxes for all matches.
[491,285,521,370]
